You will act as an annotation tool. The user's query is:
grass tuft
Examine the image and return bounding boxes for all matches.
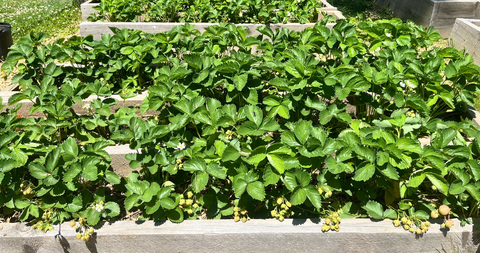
[0,0,81,42]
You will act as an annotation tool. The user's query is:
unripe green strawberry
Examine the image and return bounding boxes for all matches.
[280,210,287,216]
[234,211,239,216]
[234,216,240,222]
[403,225,410,230]
[185,199,193,206]
[276,197,283,205]
[70,220,76,227]
[425,221,431,227]
[281,204,287,209]
[334,224,339,229]
[233,206,239,212]
[317,187,323,194]
[179,199,185,206]
[278,216,284,222]
[271,210,277,217]
[88,228,94,234]
[192,203,198,209]
[85,234,90,241]
[441,223,446,229]
[334,227,340,232]
[240,208,247,215]
[187,209,193,215]
[286,201,292,208]
[321,224,329,232]
[325,191,332,198]
[187,191,194,199]
[439,205,450,216]
[242,217,247,223]
[332,212,339,218]
[431,185,437,191]
[325,218,331,224]
[81,235,86,241]
[431,210,439,219]
[336,217,341,223]
[416,228,422,234]
[445,219,454,228]
[409,227,415,233]
[401,217,408,224]
[393,220,401,227]
[76,233,82,240]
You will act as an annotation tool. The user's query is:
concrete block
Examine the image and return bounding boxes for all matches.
[0,91,159,118]
[80,22,267,40]
[450,18,480,66]
[81,0,99,22]
[0,219,479,253]
[377,0,480,38]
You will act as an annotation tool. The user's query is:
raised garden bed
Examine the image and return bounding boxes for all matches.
[1,219,479,252]
[1,19,480,247]
[80,0,345,39]
[376,0,480,37]
[450,18,480,66]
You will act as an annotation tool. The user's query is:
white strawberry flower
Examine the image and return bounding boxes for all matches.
[399,81,406,88]
[406,80,415,88]
[175,142,186,150]
[95,203,104,212]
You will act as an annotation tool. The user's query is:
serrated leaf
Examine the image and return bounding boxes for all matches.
[104,202,120,217]
[407,173,426,188]
[159,198,176,210]
[290,187,307,205]
[304,185,322,209]
[86,207,101,226]
[222,145,240,162]
[263,167,280,186]
[167,207,184,223]
[29,162,48,179]
[449,180,465,195]
[233,178,248,197]
[467,159,480,181]
[105,170,120,184]
[353,163,375,181]
[425,173,449,196]
[295,169,311,187]
[277,105,290,119]
[267,154,285,174]
[124,194,140,211]
[283,172,297,192]
[183,158,206,172]
[294,120,312,145]
[192,172,209,193]
[362,200,383,219]
[383,209,397,219]
[206,163,226,179]
[378,165,399,180]
[234,73,248,91]
[247,181,265,201]
[465,184,480,202]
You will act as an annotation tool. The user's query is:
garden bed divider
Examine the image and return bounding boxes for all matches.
[0,218,479,252]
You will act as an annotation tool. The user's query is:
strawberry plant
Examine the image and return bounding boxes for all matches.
[1,16,480,241]
[88,0,322,24]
